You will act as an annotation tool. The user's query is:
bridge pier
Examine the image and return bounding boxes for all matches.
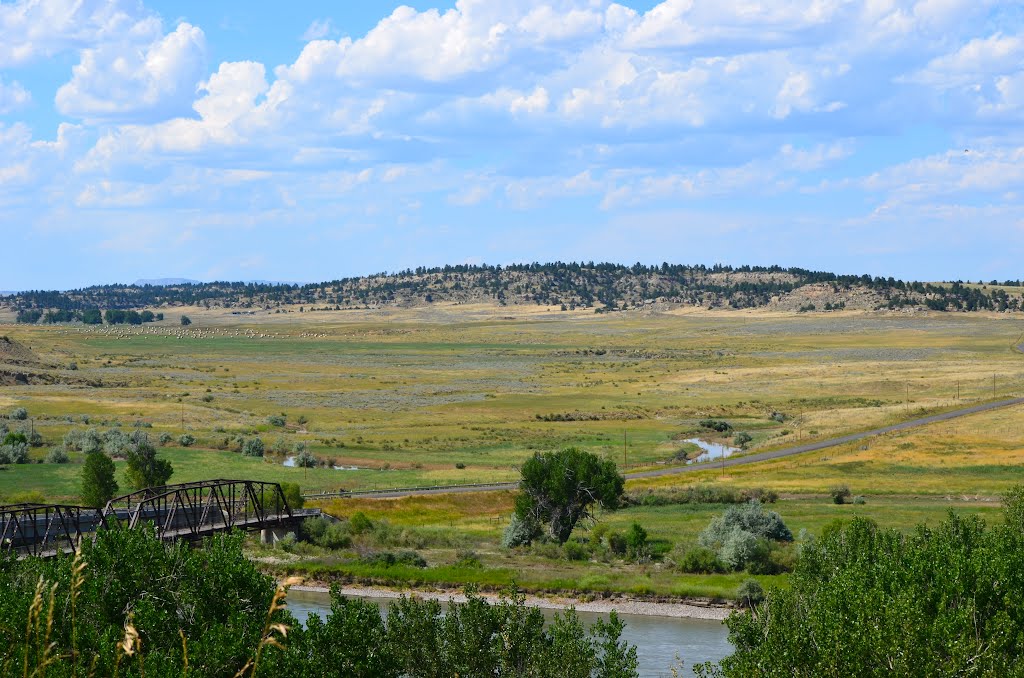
[260,527,290,545]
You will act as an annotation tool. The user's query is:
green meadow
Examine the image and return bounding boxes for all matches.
[2,305,1023,598]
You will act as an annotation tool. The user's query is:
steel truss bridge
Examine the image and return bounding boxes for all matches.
[0,479,319,558]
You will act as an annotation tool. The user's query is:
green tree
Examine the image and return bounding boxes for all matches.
[180,314,192,326]
[706,487,1024,677]
[514,447,624,544]
[81,451,118,507]
[124,437,173,489]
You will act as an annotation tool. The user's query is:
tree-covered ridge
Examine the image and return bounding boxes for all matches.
[5,262,1024,318]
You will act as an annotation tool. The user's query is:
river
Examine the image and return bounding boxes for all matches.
[287,589,733,677]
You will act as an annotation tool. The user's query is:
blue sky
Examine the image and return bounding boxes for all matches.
[1,0,1022,290]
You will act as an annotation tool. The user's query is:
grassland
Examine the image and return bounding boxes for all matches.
[2,306,1023,599]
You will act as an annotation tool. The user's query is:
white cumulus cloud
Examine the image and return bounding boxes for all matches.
[55,21,207,122]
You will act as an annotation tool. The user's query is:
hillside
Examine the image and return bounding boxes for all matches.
[2,263,1023,321]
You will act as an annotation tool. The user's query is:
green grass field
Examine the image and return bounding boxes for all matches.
[2,306,1023,599]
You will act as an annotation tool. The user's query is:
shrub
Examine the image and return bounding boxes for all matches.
[362,550,427,568]
[626,485,779,506]
[717,527,759,570]
[625,522,649,559]
[320,523,352,549]
[455,462,466,469]
[295,448,318,468]
[608,532,628,555]
[454,549,483,569]
[64,427,103,454]
[158,432,172,445]
[2,431,27,446]
[268,415,287,427]
[301,516,328,542]
[698,502,794,571]
[700,501,794,545]
[733,431,753,448]
[0,442,29,464]
[178,433,197,447]
[301,517,351,549]
[737,578,766,606]
[677,546,726,574]
[699,418,732,432]
[564,540,589,561]
[242,437,265,457]
[853,495,867,505]
[9,407,27,420]
[830,486,852,505]
[741,487,779,504]
[349,511,373,534]
[102,429,133,457]
[502,513,540,548]
[45,446,70,464]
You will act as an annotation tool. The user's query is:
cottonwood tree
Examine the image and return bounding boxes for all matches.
[81,451,118,507]
[124,436,173,489]
[513,447,624,544]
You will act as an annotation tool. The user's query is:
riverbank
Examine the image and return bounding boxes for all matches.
[289,582,734,621]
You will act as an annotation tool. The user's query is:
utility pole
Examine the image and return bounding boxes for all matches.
[181,402,185,430]
[906,383,910,412]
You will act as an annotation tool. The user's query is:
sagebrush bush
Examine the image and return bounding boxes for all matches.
[45,446,70,464]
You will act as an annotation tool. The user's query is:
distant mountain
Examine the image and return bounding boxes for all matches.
[133,278,202,286]
[3,263,1023,317]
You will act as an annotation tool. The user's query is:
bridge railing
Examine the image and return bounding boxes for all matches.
[0,503,107,558]
[103,479,293,542]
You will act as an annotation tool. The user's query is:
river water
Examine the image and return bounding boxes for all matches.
[683,438,740,465]
[288,589,733,677]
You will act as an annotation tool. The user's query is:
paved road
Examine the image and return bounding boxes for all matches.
[330,397,1024,499]
[628,396,1024,480]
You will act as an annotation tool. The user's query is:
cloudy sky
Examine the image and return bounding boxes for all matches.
[1,0,1022,290]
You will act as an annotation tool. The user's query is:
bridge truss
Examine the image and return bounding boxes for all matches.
[0,479,303,558]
